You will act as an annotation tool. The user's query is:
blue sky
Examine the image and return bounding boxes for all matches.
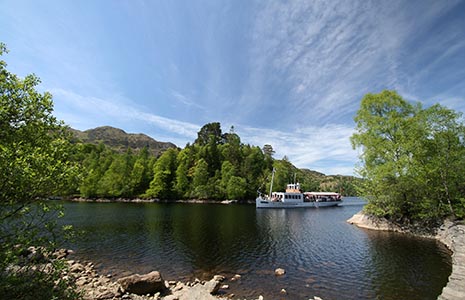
[1,0,465,175]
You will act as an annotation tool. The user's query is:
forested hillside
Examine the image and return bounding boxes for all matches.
[70,123,360,200]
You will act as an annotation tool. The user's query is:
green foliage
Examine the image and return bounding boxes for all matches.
[0,43,79,299]
[71,120,358,200]
[194,122,223,146]
[145,148,178,199]
[192,158,210,199]
[226,176,247,199]
[352,90,465,225]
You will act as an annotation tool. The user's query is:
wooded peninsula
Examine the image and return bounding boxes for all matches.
[67,123,360,201]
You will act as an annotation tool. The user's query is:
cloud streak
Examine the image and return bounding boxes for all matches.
[51,87,357,174]
[51,88,200,141]
[244,0,464,125]
[238,123,357,175]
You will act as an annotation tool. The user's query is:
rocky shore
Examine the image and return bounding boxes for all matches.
[62,255,322,300]
[347,211,465,300]
[65,257,231,300]
[11,247,326,300]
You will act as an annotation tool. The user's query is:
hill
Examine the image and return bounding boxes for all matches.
[70,126,177,156]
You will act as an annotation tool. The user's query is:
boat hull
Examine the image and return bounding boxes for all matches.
[256,198,341,208]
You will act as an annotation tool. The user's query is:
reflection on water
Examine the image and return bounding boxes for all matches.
[61,197,451,300]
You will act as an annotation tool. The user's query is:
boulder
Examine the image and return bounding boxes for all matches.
[203,278,221,294]
[117,271,166,295]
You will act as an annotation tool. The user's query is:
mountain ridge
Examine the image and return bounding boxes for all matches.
[69,126,177,156]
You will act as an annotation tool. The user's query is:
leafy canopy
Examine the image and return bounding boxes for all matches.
[351,90,465,226]
[0,42,79,299]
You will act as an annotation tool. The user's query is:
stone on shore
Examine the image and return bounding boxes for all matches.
[213,275,225,282]
[117,271,166,295]
[275,268,286,276]
[203,278,222,294]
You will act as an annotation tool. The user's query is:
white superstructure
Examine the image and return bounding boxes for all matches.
[256,170,342,208]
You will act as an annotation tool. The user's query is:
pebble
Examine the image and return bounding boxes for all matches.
[275,268,286,276]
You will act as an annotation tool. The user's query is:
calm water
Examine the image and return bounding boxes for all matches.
[61,198,451,300]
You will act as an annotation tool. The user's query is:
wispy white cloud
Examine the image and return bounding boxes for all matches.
[243,0,463,126]
[238,123,357,175]
[51,88,200,141]
[51,87,356,174]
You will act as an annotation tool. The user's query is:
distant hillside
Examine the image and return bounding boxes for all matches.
[70,126,177,156]
[299,168,361,196]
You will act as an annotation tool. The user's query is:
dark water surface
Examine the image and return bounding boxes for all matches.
[61,198,451,300]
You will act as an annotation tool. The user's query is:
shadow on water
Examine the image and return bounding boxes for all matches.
[61,199,451,300]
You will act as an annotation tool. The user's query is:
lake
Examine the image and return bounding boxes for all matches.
[61,197,451,300]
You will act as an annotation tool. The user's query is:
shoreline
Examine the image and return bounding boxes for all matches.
[63,255,324,300]
[347,211,465,300]
[68,198,255,205]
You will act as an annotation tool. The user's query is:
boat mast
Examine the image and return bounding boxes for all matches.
[269,168,275,198]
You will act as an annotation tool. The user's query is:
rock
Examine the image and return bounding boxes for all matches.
[70,263,85,273]
[230,274,241,281]
[275,268,286,276]
[95,290,115,299]
[213,275,225,282]
[27,246,46,263]
[347,212,402,232]
[53,248,69,259]
[163,295,179,300]
[280,288,287,294]
[117,271,166,295]
[203,278,221,294]
[221,284,229,289]
[76,277,89,286]
[313,297,323,300]
[258,296,264,300]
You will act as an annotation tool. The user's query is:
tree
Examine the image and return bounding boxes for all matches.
[226,176,247,200]
[145,148,178,199]
[174,147,193,198]
[351,90,465,225]
[129,147,151,196]
[0,43,78,299]
[194,122,223,146]
[192,158,209,199]
[262,144,275,157]
[242,147,265,197]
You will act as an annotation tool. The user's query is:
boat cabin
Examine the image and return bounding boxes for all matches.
[268,182,303,203]
[304,192,341,202]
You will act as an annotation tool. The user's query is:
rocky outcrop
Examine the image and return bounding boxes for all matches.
[346,212,403,232]
[347,212,465,300]
[436,220,465,300]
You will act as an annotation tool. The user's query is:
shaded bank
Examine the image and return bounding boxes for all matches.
[347,212,465,300]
